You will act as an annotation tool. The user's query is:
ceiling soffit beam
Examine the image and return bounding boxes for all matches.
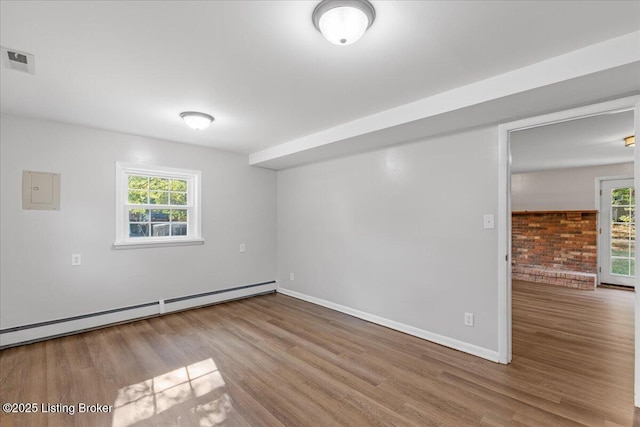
[249,31,640,169]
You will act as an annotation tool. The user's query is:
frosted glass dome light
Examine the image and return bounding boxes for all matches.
[313,0,375,46]
[180,111,214,130]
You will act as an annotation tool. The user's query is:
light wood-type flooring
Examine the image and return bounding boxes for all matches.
[0,280,637,426]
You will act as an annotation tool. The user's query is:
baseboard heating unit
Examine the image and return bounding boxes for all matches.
[0,280,276,348]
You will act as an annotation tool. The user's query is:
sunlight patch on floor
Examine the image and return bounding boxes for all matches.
[111,358,228,427]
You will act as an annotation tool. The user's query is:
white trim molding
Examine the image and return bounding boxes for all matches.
[278,287,500,363]
[634,100,640,408]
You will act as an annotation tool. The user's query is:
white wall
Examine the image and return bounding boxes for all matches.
[0,114,277,343]
[511,163,634,211]
[277,127,500,358]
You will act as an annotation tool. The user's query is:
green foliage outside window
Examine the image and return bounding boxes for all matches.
[127,174,189,238]
[611,187,635,276]
[128,175,188,206]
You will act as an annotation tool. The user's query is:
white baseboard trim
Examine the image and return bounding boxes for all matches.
[1,282,276,348]
[277,287,500,363]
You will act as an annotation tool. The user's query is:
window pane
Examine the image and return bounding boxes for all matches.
[612,188,631,205]
[129,223,149,238]
[171,223,187,236]
[128,175,148,189]
[151,223,171,236]
[149,177,169,190]
[149,191,168,205]
[129,190,148,204]
[632,259,636,276]
[611,239,630,257]
[171,179,187,192]
[612,206,633,222]
[171,210,187,221]
[170,192,187,206]
[151,209,171,221]
[612,258,630,275]
[129,209,149,222]
[611,222,630,240]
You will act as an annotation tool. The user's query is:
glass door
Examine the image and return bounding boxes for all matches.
[599,178,635,287]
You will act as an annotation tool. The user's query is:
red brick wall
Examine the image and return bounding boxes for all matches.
[512,211,597,289]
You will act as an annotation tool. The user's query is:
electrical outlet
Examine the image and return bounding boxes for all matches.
[464,312,474,327]
[71,254,81,266]
[240,243,246,253]
[289,272,295,281]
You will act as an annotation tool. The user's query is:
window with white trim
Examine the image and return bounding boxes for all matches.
[115,163,202,248]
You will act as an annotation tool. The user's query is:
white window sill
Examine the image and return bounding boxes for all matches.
[113,238,205,250]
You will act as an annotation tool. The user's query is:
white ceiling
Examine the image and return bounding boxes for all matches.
[1,1,639,159]
[511,110,636,173]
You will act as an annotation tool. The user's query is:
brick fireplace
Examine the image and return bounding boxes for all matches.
[512,210,597,290]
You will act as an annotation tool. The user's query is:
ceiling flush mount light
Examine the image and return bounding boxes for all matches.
[312,0,376,46]
[624,135,635,147]
[180,111,214,130]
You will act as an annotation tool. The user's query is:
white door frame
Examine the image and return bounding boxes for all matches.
[497,95,640,406]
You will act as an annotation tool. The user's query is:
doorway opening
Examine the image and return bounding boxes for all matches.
[497,95,639,407]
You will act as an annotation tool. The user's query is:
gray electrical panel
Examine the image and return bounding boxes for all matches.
[22,170,60,210]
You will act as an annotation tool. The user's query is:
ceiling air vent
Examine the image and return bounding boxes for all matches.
[1,46,35,74]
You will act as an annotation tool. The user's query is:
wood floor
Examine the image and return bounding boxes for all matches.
[0,280,636,426]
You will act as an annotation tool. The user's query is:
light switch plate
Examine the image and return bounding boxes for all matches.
[483,214,495,229]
